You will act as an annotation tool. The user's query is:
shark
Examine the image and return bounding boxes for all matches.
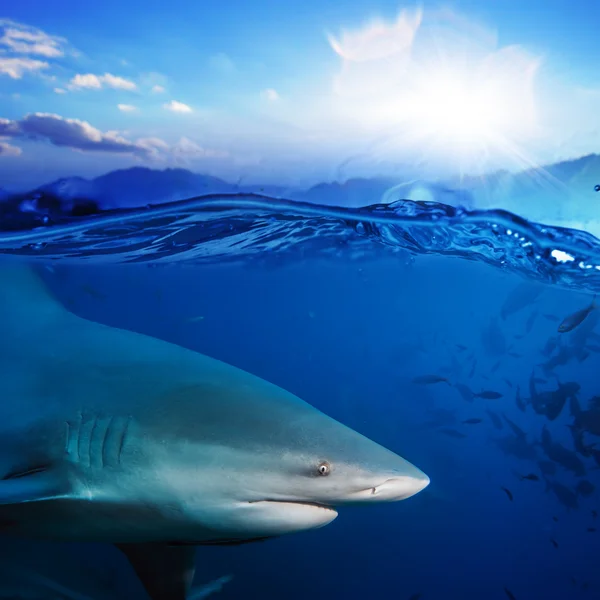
[0,263,430,600]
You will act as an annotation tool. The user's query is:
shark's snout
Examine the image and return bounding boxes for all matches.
[373,474,430,500]
[346,471,430,503]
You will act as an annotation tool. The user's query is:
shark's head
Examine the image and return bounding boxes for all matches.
[165,377,430,543]
[229,423,430,539]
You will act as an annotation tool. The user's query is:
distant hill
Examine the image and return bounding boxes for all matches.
[1,155,598,227]
[0,168,426,213]
[31,169,402,210]
[291,178,396,207]
[452,153,600,225]
[36,167,239,209]
[26,167,297,211]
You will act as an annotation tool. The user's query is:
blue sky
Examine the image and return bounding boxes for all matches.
[1,0,599,189]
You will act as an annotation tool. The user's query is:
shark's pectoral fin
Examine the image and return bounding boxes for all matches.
[116,542,197,600]
[0,466,68,505]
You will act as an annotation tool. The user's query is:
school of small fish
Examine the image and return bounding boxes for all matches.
[408,286,598,599]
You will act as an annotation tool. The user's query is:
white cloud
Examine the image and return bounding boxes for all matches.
[140,71,168,93]
[54,87,66,94]
[0,113,231,164]
[0,140,22,156]
[0,113,153,156]
[0,57,49,78]
[69,74,102,89]
[68,73,137,91]
[261,88,280,102]
[172,136,228,158]
[327,9,422,63]
[0,20,67,58]
[208,52,236,74]
[0,114,233,165]
[137,137,170,151]
[117,103,138,112]
[163,100,193,114]
[101,73,136,90]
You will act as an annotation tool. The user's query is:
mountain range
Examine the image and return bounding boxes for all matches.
[0,154,599,229]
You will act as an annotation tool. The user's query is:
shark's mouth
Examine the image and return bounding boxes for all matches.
[195,536,275,546]
[251,499,339,519]
[248,499,339,530]
[255,499,335,511]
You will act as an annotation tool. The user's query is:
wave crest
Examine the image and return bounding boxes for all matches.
[0,193,598,292]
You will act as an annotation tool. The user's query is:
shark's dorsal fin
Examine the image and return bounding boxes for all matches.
[0,263,67,332]
[116,543,196,600]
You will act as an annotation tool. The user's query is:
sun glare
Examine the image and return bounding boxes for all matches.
[329,9,542,174]
[407,67,519,146]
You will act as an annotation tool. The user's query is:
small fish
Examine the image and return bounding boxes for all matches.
[519,473,539,482]
[538,461,557,476]
[81,284,107,300]
[543,314,560,322]
[570,576,577,586]
[456,344,467,351]
[541,336,559,357]
[186,315,205,323]
[486,409,503,430]
[504,587,516,600]
[551,538,559,549]
[454,383,474,402]
[475,390,503,400]
[552,516,559,522]
[439,428,467,439]
[408,594,422,600]
[501,486,513,501]
[508,352,522,358]
[462,418,482,424]
[412,374,449,385]
[587,527,596,533]
[468,360,477,378]
[525,310,538,333]
[592,510,598,519]
[515,386,526,412]
[558,295,596,333]
[576,480,595,497]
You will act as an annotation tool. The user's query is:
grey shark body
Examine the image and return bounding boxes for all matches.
[0,264,429,599]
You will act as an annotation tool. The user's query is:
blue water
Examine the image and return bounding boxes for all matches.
[0,193,599,599]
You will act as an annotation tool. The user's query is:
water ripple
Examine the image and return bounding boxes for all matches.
[0,193,599,291]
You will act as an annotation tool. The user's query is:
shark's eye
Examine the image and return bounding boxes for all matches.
[317,461,331,476]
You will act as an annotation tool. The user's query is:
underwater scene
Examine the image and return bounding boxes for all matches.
[1,3,600,600]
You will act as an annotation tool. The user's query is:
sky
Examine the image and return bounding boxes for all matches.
[1,0,600,189]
